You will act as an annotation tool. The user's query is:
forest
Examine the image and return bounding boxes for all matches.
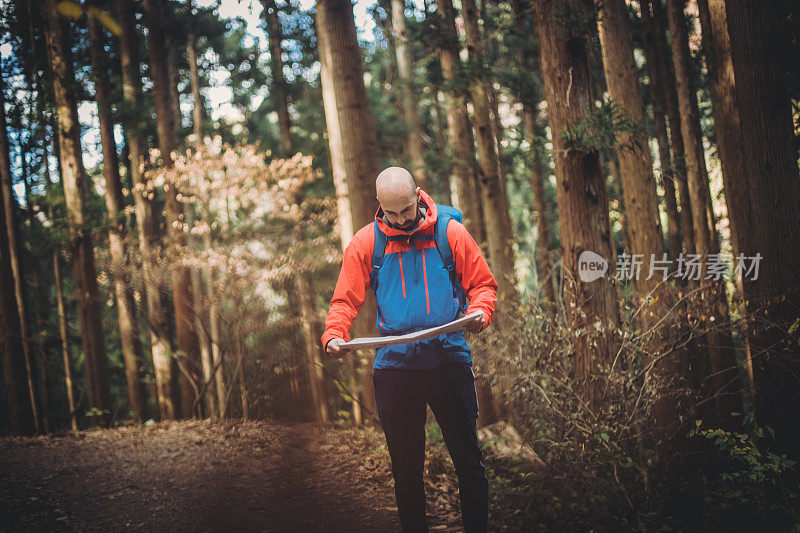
[0,0,799,529]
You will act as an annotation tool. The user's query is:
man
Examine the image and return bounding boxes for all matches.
[322,167,497,532]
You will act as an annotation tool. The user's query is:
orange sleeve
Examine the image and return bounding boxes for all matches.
[446,221,498,330]
[321,225,375,351]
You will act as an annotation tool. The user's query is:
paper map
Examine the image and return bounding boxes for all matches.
[338,311,484,350]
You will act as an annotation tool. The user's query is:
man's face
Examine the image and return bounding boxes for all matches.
[379,187,420,231]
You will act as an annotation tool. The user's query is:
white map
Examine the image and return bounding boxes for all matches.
[339,311,484,350]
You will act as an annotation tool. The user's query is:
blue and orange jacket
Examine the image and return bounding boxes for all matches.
[321,189,498,369]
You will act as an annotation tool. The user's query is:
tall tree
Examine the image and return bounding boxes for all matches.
[43,0,113,426]
[265,2,329,423]
[0,88,40,434]
[725,0,800,453]
[510,0,556,307]
[317,0,382,423]
[144,0,203,418]
[0,80,35,436]
[640,0,683,264]
[436,0,484,244]
[117,0,178,420]
[262,0,292,157]
[184,0,216,417]
[461,0,517,306]
[87,5,149,424]
[534,0,621,410]
[648,0,695,259]
[43,131,79,431]
[598,0,667,277]
[187,0,204,141]
[390,0,428,189]
[666,0,738,418]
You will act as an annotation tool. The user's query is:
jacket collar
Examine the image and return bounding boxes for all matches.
[375,188,438,237]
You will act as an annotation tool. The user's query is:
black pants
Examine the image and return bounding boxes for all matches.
[373,363,489,533]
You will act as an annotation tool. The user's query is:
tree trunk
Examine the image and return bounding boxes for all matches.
[535,0,621,411]
[116,0,177,421]
[317,0,382,424]
[649,0,695,259]
[725,0,800,453]
[295,273,329,423]
[391,0,428,189]
[598,0,667,275]
[185,0,204,141]
[697,0,756,408]
[44,0,112,427]
[144,0,202,419]
[510,0,556,307]
[599,0,695,434]
[236,337,249,420]
[43,122,79,432]
[202,229,226,417]
[666,0,739,421]
[436,0,484,245]
[87,8,150,424]
[263,0,292,157]
[0,86,40,434]
[640,0,683,265]
[461,0,517,307]
[185,204,216,418]
[0,83,35,436]
[665,0,713,273]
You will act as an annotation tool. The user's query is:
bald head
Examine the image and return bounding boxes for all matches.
[376,167,416,199]
[376,167,420,231]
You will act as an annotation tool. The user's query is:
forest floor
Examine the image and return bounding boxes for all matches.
[0,419,527,532]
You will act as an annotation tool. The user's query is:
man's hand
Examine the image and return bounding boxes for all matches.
[325,338,351,357]
[464,313,484,334]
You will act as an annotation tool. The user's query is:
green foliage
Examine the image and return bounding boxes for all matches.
[689,414,800,527]
[561,100,647,157]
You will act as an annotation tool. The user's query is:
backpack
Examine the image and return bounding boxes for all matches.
[369,204,468,314]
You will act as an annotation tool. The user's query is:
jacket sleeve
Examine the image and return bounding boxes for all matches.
[321,226,374,350]
[447,221,498,330]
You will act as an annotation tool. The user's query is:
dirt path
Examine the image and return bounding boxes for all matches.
[0,420,403,532]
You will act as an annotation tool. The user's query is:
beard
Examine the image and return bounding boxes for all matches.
[388,207,421,231]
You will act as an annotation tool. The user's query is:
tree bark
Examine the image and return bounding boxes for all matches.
[665,0,713,274]
[599,0,696,434]
[144,0,202,419]
[649,0,695,259]
[511,0,556,307]
[725,0,800,453]
[44,0,112,427]
[640,0,682,265]
[391,0,428,189]
[117,0,177,420]
[461,0,517,307]
[436,0,484,245]
[317,0,382,424]
[0,85,40,434]
[87,7,150,424]
[535,0,621,411]
[666,0,738,421]
[295,273,329,423]
[263,0,292,157]
[186,0,204,141]
[0,82,35,436]
[202,229,226,417]
[44,122,79,431]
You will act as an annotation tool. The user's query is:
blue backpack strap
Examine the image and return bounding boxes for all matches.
[434,205,468,312]
[370,221,388,293]
[434,213,455,273]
